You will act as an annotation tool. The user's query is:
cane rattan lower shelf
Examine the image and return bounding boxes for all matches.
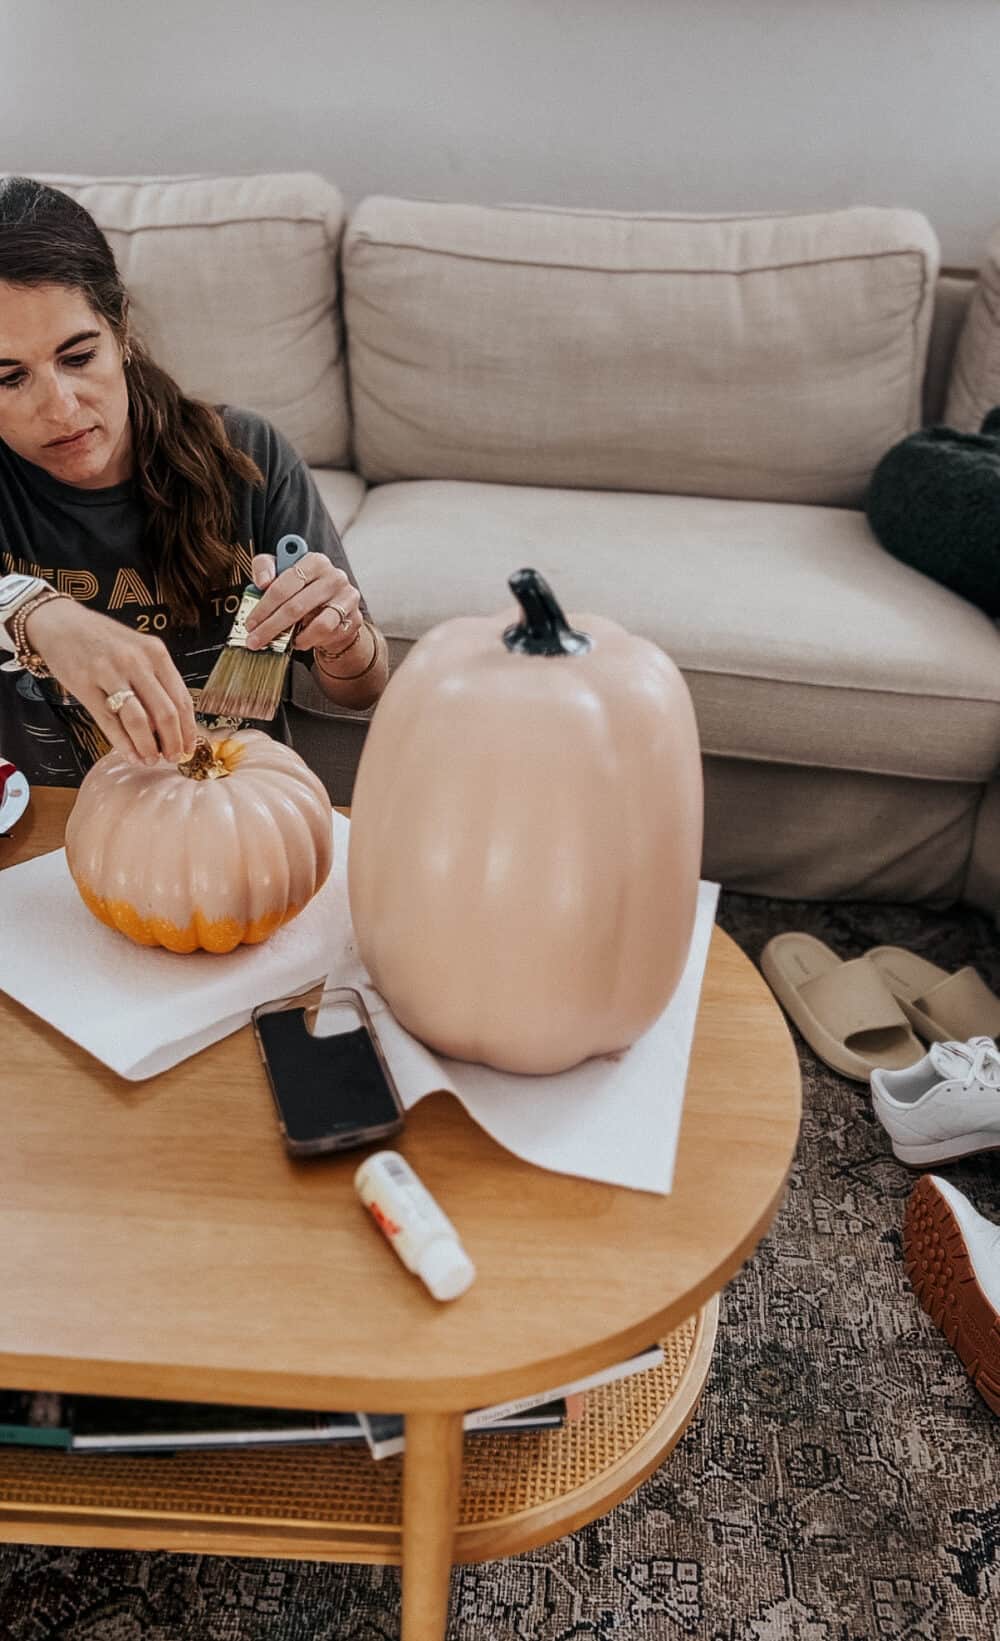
[0,1303,714,1565]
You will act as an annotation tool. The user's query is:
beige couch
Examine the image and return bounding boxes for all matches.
[38,172,1000,912]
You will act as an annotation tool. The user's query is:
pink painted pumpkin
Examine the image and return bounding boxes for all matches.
[348,569,703,1073]
[65,730,332,953]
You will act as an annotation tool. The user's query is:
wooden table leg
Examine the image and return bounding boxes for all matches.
[400,1409,464,1641]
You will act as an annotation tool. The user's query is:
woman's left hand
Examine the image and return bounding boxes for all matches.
[244,551,364,658]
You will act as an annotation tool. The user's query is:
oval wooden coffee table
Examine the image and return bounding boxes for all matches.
[0,789,801,1640]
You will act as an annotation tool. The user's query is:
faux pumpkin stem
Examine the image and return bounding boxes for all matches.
[177,738,229,780]
[503,568,592,656]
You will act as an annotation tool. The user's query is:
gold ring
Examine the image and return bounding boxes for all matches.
[329,603,349,628]
[105,687,137,716]
[294,563,310,584]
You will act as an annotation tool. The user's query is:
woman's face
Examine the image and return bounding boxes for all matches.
[0,281,132,488]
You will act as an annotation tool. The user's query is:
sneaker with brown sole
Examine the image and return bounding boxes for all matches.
[903,1173,1000,1414]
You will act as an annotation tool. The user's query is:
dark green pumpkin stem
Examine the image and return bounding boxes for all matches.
[503,568,592,656]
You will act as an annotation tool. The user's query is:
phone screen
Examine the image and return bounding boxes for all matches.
[255,1002,402,1152]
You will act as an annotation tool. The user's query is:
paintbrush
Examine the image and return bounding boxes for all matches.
[197,534,309,722]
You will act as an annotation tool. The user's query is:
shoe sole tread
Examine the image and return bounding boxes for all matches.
[903,1175,1000,1415]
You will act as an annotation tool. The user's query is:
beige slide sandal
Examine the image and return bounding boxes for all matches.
[865,946,1000,1044]
[760,932,925,1082]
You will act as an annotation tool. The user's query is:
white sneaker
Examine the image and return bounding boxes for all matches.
[903,1173,1000,1414]
[870,1036,1000,1165]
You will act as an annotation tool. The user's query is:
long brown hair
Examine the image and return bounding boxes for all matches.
[0,176,262,624]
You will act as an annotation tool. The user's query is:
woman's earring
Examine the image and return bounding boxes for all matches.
[122,342,133,367]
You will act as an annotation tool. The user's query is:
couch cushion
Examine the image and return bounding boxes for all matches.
[945,223,1000,432]
[311,468,367,537]
[341,481,1000,784]
[35,172,350,467]
[344,199,939,507]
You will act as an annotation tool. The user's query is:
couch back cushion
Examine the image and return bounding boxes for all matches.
[344,199,939,505]
[33,172,350,467]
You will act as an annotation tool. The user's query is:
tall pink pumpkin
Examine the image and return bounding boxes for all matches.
[347,570,704,1074]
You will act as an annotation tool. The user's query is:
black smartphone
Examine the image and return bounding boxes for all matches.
[252,985,404,1158]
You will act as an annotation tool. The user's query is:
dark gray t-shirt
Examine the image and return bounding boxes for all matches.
[0,405,361,785]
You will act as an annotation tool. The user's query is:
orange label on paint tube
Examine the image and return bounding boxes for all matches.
[368,1199,402,1239]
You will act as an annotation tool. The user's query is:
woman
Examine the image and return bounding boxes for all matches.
[0,176,388,784]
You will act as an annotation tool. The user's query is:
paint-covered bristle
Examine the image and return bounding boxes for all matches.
[197,645,291,721]
[196,580,297,721]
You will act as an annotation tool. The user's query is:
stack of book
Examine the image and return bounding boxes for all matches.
[0,1391,364,1454]
[0,1343,664,1460]
[358,1341,664,1459]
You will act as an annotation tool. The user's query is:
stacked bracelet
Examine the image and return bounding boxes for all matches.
[318,622,365,666]
[314,619,384,683]
[9,588,66,678]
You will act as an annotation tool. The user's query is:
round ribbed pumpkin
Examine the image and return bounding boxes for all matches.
[347,569,703,1074]
[65,730,333,954]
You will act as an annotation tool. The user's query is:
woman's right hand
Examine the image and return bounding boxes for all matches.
[23,597,199,765]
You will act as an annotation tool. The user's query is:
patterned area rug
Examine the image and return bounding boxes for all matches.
[2,890,999,1641]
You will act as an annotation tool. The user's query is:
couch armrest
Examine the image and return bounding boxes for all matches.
[924,272,976,424]
[285,640,412,804]
[944,227,1000,431]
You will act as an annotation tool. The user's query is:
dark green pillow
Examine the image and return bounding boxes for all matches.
[865,408,1000,617]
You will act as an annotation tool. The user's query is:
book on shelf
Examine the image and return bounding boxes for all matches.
[68,1399,365,1454]
[359,1400,567,1462]
[358,1340,665,1461]
[0,1390,365,1455]
[0,1391,72,1449]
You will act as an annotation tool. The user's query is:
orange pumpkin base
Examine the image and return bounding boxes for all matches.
[75,880,304,955]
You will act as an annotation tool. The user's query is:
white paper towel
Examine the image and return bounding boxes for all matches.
[324,878,719,1195]
[0,812,356,1080]
[0,810,718,1193]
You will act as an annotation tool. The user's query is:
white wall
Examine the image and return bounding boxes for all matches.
[2,0,997,266]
